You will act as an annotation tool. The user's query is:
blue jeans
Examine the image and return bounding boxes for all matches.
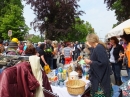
[0,69,3,74]
[74,51,80,60]
[46,57,53,69]
[111,62,122,82]
[126,65,130,79]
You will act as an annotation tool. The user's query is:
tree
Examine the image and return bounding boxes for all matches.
[0,0,29,40]
[104,0,130,22]
[62,18,94,42]
[112,21,120,28]
[28,35,43,43]
[24,0,84,40]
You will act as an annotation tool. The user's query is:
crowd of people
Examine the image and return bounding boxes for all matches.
[0,32,130,97]
[0,39,85,70]
[106,34,130,85]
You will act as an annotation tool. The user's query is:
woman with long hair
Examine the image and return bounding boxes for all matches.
[84,33,112,97]
[52,41,58,69]
[24,45,37,56]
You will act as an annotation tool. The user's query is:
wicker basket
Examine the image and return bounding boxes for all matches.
[66,80,86,95]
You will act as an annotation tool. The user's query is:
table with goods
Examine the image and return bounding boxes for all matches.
[47,56,91,97]
[0,55,63,97]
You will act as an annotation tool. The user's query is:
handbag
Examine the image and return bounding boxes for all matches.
[44,64,51,74]
[90,85,113,97]
[90,66,113,97]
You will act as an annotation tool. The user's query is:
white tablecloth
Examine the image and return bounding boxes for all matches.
[51,78,90,97]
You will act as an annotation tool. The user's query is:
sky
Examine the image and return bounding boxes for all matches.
[22,0,117,40]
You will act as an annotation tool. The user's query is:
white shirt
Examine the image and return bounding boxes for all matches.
[109,47,115,63]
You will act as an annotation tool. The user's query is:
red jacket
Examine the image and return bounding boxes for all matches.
[0,62,53,97]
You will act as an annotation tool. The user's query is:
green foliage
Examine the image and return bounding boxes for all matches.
[60,18,94,42]
[112,22,120,28]
[24,0,84,40]
[105,0,130,22]
[28,35,44,43]
[111,0,125,22]
[0,0,29,40]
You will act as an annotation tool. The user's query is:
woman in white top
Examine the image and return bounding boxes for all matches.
[109,37,124,86]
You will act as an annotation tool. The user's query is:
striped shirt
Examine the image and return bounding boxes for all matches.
[63,47,72,57]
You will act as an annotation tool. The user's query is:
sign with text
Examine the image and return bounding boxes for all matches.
[8,30,12,37]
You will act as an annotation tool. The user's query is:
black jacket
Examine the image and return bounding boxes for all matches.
[109,44,124,63]
[90,44,112,97]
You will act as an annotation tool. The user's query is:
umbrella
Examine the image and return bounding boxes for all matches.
[106,19,130,39]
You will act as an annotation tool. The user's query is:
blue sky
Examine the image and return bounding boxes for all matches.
[22,0,117,40]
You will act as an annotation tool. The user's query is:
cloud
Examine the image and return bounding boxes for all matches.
[78,0,117,40]
[22,1,40,35]
[22,0,118,38]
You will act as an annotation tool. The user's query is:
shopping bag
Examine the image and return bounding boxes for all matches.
[44,64,51,74]
[90,86,113,97]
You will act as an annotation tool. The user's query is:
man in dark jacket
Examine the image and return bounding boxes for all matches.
[74,41,81,60]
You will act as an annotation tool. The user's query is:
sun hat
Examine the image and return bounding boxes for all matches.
[11,38,19,43]
[8,42,18,48]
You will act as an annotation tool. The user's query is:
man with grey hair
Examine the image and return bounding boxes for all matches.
[36,42,41,52]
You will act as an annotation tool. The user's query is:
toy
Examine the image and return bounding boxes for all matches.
[69,71,78,80]
[51,76,58,81]
[75,65,83,78]
[44,64,51,74]
[77,56,83,61]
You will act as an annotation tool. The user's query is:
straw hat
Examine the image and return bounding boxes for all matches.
[8,42,18,48]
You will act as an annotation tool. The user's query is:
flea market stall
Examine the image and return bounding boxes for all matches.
[46,57,91,97]
[0,55,90,97]
[106,19,130,97]
[106,19,130,39]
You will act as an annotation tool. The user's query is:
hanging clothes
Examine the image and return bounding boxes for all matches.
[29,56,45,97]
[0,62,40,97]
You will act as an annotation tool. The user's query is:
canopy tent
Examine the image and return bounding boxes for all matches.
[106,19,130,39]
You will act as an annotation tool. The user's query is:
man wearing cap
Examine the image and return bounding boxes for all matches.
[36,42,42,52]
[6,42,19,55]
